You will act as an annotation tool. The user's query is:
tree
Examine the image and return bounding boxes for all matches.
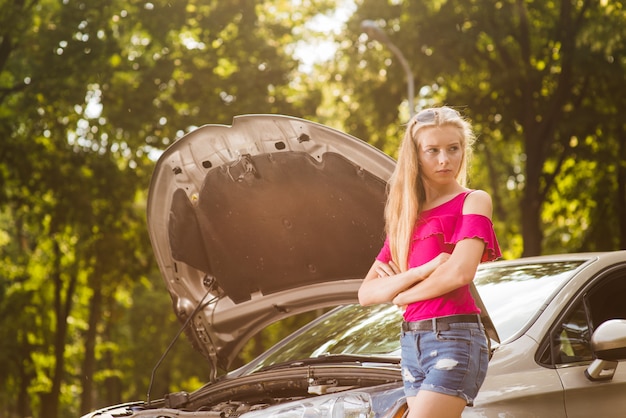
[333,0,626,256]
[0,0,337,416]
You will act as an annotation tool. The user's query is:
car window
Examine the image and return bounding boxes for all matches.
[545,266,626,366]
[554,303,592,363]
[586,268,626,328]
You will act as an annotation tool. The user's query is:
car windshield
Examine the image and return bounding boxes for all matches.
[475,260,586,342]
[248,304,403,372]
[247,259,587,372]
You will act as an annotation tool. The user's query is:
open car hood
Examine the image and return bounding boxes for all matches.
[146,114,395,376]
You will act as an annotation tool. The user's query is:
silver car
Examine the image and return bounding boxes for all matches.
[83,115,626,417]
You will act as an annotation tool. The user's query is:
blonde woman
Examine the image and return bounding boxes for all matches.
[358,106,501,418]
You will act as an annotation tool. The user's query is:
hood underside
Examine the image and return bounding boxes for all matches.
[146,114,395,374]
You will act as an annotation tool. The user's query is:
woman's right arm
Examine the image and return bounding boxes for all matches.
[358,253,449,306]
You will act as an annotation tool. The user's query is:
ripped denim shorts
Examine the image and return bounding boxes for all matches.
[399,316,489,406]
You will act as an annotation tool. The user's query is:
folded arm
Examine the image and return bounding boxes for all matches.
[391,238,484,305]
[358,252,449,306]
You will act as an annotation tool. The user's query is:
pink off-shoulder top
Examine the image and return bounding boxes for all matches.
[376,191,501,322]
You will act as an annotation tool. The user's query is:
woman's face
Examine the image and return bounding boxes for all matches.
[417,125,464,186]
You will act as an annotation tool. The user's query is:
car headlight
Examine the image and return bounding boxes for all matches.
[245,393,373,418]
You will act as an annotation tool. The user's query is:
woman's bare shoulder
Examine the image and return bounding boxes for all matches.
[463,189,493,217]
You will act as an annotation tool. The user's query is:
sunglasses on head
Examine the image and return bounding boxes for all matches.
[415,107,461,123]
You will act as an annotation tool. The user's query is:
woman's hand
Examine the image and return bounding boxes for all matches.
[375,260,400,277]
[392,252,450,306]
[428,252,451,269]
[407,252,450,279]
[359,252,451,306]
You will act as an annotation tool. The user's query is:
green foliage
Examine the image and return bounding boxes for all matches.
[1,0,336,416]
[1,0,625,417]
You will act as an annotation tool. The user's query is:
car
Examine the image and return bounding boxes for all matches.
[83,114,626,418]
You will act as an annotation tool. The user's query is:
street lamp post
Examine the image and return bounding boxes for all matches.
[361,19,415,118]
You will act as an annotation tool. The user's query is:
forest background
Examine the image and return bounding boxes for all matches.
[1,0,625,417]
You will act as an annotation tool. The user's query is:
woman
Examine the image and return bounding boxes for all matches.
[358,106,501,418]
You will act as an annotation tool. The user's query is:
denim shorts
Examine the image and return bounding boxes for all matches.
[400,320,489,405]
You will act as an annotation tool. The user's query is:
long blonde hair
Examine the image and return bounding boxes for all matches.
[384,106,475,271]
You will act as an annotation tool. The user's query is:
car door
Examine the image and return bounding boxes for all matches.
[546,265,626,417]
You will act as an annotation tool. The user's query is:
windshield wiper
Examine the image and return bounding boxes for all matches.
[256,353,400,373]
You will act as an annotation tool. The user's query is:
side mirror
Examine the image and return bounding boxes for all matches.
[585,319,626,382]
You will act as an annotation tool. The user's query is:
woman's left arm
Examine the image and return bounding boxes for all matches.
[392,190,493,306]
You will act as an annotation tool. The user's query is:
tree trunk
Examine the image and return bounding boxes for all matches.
[521,187,543,257]
[103,300,123,406]
[618,132,626,250]
[17,340,34,418]
[40,239,77,418]
[521,125,545,257]
[80,276,102,415]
